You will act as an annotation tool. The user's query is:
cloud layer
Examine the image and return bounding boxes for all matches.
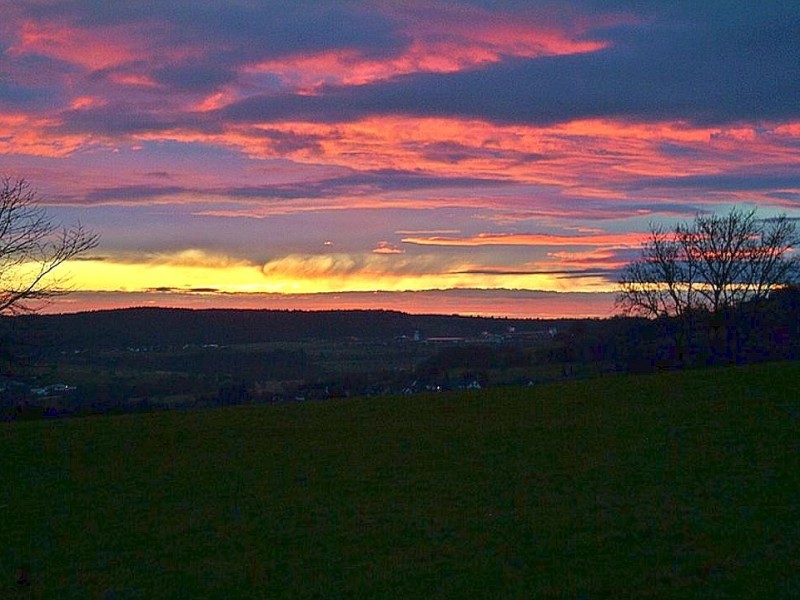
[2,1,799,315]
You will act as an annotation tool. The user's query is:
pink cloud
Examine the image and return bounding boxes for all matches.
[372,241,405,254]
[402,231,647,248]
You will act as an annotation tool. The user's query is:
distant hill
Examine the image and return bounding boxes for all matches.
[2,307,575,351]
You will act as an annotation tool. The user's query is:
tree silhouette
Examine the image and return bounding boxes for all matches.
[617,209,800,362]
[617,208,800,319]
[0,178,99,315]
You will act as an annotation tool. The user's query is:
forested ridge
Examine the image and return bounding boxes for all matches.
[2,307,572,350]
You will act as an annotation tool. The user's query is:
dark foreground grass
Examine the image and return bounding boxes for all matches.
[2,361,800,597]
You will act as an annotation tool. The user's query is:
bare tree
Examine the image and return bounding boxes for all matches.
[0,178,99,315]
[617,208,800,319]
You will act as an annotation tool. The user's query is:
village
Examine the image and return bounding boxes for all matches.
[1,320,564,419]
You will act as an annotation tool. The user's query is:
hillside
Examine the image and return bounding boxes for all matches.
[3,361,799,596]
[4,307,572,350]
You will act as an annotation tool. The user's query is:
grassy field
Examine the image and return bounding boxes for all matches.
[2,361,799,597]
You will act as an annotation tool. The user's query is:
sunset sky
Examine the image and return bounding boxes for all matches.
[2,1,799,317]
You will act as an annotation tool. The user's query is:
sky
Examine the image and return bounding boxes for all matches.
[1,1,799,318]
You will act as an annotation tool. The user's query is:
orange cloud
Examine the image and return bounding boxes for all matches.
[372,241,405,254]
[245,6,609,91]
[12,21,140,71]
[184,116,800,206]
[401,232,646,248]
[11,109,797,223]
[546,248,633,270]
[69,96,105,110]
[108,73,160,88]
[0,113,90,157]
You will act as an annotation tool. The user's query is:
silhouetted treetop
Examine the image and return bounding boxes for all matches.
[617,208,800,319]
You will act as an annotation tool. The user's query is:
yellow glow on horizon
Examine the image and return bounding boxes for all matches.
[54,250,618,297]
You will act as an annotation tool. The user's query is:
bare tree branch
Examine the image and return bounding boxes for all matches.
[616,208,800,320]
[0,178,99,315]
